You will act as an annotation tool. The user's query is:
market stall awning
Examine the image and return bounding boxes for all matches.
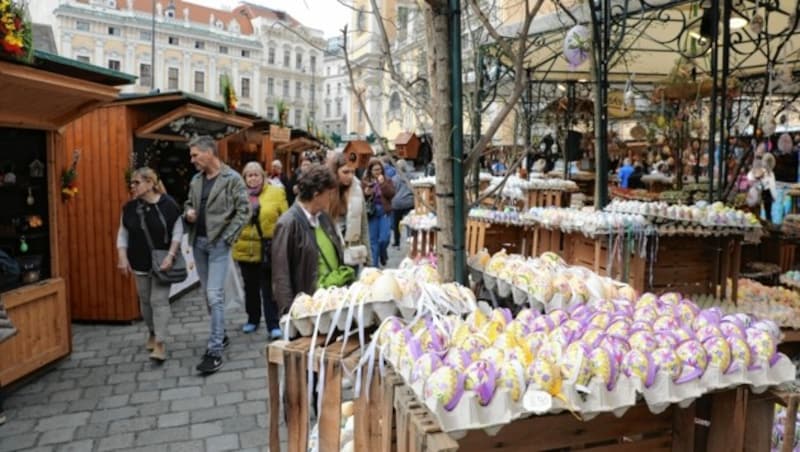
[498,0,800,84]
[135,103,254,142]
[276,137,322,153]
[0,50,134,130]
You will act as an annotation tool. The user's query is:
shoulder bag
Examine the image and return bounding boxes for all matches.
[137,202,188,284]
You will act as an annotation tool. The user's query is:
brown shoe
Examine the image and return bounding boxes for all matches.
[146,334,156,351]
[149,342,166,361]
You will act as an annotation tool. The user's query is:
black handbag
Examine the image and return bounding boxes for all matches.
[137,202,187,284]
[253,210,271,266]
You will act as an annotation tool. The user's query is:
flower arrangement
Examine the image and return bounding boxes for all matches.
[0,0,32,62]
[61,149,81,201]
[219,73,237,112]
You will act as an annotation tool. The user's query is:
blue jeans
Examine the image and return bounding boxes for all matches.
[193,236,231,356]
[368,213,391,266]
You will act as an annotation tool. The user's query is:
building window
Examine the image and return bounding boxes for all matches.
[337,82,342,95]
[76,55,90,63]
[310,83,315,103]
[241,49,250,58]
[357,8,366,31]
[139,30,152,41]
[296,53,302,70]
[326,84,330,95]
[166,9,175,18]
[283,49,290,67]
[108,26,119,36]
[325,101,331,117]
[397,6,409,41]
[294,109,302,126]
[310,55,316,72]
[215,20,224,29]
[389,92,402,111]
[267,77,274,96]
[195,41,205,50]
[107,59,121,71]
[336,99,342,117]
[168,67,179,90]
[194,71,205,93]
[295,81,301,99]
[282,80,289,97]
[219,46,228,54]
[268,47,275,64]
[76,20,89,31]
[139,63,152,87]
[267,106,275,119]
[168,36,179,45]
[241,77,250,98]
[326,67,331,76]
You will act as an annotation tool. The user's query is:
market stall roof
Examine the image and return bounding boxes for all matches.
[343,140,374,155]
[0,50,135,130]
[276,137,322,153]
[496,0,800,84]
[115,91,257,142]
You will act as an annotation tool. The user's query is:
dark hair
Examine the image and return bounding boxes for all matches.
[328,153,353,219]
[295,164,337,202]
[188,135,218,156]
[363,158,384,183]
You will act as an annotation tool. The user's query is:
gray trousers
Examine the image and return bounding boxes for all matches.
[134,273,171,343]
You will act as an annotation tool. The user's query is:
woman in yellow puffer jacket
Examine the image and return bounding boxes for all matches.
[232,161,288,339]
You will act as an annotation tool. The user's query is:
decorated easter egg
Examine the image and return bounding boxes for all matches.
[590,298,616,313]
[548,309,570,326]
[562,342,592,386]
[479,346,506,364]
[529,358,561,395]
[561,319,584,340]
[459,334,490,361]
[539,251,565,267]
[634,306,658,323]
[377,317,405,346]
[636,293,659,309]
[538,341,564,364]
[653,315,679,332]
[617,285,638,302]
[548,327,571,347]
[727,336,752,373]
[659,292,681,306]
[702,336,731,373]
[505,345,533,367]
[631,321,654,332]
[589,347,619,390]
[675,302,698,326]
[629,330,658,352]
[529,275,554,304]
[581,328,606,348]
[466,309,488,331]
[589,312,612,329]
[652,347,682,380]
[451,323,472,348]
[569,304,592,323]
[491,308,513,327]
[444,348,472,371]
[423,366,465,411]
[481,321,505,344]
[671,327,696,343]
[676,339,708,371]
[411,352,444,384]
[515,309,538,329]
[526,331,548,356]
[531,315,556,333]
[497,361,527,401]
[606,319,631,337]
[719,321,745,338]
[464,360,498,406]
[622,349,657,388]
[746,329,777,366]
[695,325,723,343]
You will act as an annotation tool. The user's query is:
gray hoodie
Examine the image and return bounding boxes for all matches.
[391,174,414,211]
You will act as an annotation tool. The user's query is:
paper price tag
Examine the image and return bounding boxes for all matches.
[522,390,553,414]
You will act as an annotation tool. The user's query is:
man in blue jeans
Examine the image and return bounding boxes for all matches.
[184,136,250,374]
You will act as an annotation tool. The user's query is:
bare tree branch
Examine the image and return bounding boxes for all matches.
[466,0,514,58]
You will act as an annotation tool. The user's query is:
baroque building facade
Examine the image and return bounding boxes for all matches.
[46,0,324,126]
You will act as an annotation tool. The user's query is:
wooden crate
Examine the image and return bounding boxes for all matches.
[266,337,386,452]
[465,220,526,257]
[0,278,70,386]
[409,229,437,260]
[393,382,760,452]
[562,233,646,291]
[531,227,564,257]
[526,190,570,209]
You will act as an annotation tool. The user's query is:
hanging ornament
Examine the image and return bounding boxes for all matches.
[750,14,764,34]
[778,133,793,154]
[19,236,28,253]
[563,25,591,68]
[26,187,34,206]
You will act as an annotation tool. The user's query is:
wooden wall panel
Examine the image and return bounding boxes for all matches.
[58,105,138,321]
[0,279,69,385]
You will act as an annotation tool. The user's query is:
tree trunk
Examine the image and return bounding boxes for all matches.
[423,1,456,282]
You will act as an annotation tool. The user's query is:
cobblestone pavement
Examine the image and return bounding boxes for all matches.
[0,243,409,452]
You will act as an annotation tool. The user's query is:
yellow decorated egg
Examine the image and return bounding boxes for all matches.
[497,361,527,402]
[423,366,464,411]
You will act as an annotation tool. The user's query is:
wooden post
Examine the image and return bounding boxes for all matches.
[707,387,747,451]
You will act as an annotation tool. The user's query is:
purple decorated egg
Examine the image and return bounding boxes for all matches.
[479,346,506,364]
[634,306,658,323]
[411,352,444,384]
[702,336,731,373]
[652,347,683,380]
[528,358,561,395]
[515,308,538,327]
[653,315,679,332]
[531,315,556,333]
[676,339,708,371]
[622,349,658,388]
[590,298,616,313]
[589,346,619,390]
[459,334,490,361]
[538,341,564,364]
[746,329,777,366]
[580,327,606,348]
[636,293,658,309]
[589,312,612,329]
[497,361,527,402]
[659,292,681,306]
[548,309,569,326]
[606,319,631,337]
[631,321,654,332]
[562,342,592,386]
[464,359,498,406]
[695,325,723,343]
[719,321,745,339]
[629,330,658,352]
[654,331,679,348]
[727,336,752,373]
[444,347,472,371]
[423,366,465,411]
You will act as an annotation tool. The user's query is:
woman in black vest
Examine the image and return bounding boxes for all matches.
[117,168,182,362]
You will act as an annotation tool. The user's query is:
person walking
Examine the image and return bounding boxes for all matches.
[116,167,182,362]
[362,158,395,267]
[390,159,414,248]
[272,164,344,315]
[184,136,250,374]
[232,162,288,340]
[328,153,371,269]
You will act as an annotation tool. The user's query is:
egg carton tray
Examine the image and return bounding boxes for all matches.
[282,298,418,338]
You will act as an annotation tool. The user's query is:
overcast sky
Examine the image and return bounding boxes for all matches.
[190,0,352,38]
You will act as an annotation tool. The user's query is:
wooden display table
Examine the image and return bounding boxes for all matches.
[413,185,436,214]
[266,337,385,452]
[466,219,530,257]
[769,389,800,452]
[390,374,766,452]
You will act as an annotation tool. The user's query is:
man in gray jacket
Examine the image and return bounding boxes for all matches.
[184,136,250,374]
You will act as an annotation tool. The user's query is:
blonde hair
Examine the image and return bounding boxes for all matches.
[242,161,266,179]
[133,167,167,194]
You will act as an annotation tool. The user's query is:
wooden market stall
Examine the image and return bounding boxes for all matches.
[0,50,133,386]
[58,92,255,322]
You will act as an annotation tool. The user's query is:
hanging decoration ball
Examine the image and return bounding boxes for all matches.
[778,133,794,154]
[563,25,591,68]
[19,236,28,253]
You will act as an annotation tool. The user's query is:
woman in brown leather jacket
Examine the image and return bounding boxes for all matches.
[271,164,342,315]
[362,158,395,267]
